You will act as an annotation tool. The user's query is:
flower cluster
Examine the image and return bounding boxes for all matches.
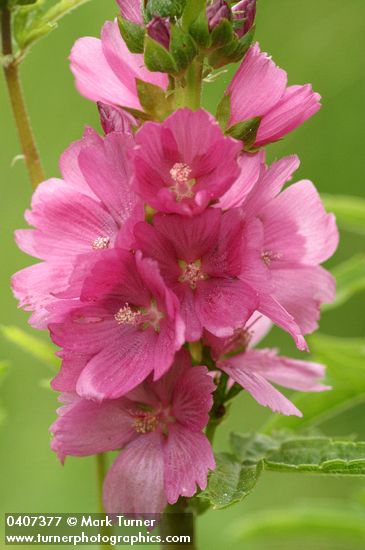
[13,0,338,514]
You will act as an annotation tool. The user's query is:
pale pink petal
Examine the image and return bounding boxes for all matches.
[246,312,273,348]
[230,349,329,392]
[164,424,215,504]
[256,84,321,146]
[227,43,288,127]
[104,433,166,514]
[218,151,265,210]
[59,128,101,198]
[117,0,143,24]
[51,355,90,392]
[50,394,136,462]
[261,180,339,265]
[220,359,302,416]
[270,266,336,334]
[11,262,73,329]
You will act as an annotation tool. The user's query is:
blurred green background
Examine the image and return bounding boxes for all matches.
[1,0,364,549]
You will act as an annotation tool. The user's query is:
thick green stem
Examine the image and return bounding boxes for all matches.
[160,501,197,550]
[1,7,45,189]
[174,57,203,110]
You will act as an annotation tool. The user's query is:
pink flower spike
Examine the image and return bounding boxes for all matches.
[50,250,185,401]
[227,43,321,146]
[116,0,144,24]
[70,20,168,111]
[50,351,215,514]
[134,209,259,341]
[133,108,243,215]
[219,348,330,416]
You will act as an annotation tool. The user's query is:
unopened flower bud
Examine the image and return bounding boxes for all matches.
[206,0,232,31]
[97,102,135,135]
[146,16,171,50]
[232,0,256,37]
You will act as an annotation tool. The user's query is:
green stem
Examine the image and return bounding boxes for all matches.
[160,500,197,550]
[174,57,204,110]
[1,7,45,189]
[96,454,111,549]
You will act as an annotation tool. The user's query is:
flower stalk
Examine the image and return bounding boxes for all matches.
[1,7,45,189]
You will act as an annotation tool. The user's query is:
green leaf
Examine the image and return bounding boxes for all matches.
[118,15,145,54]
[146,0,186,20]
[230,504,365,548]
[324,255,365,311]
[230,432,280,464]
[226,116,261,147]
[322,194,365,236]
[208,26,254,69]
[144,35,177,74]
[169,23,197,72]
[15,0,92,50]
[264,437,365,475]
[265,334,365,431]
[199,452,262,509]
[188,9,210,48]
[1,325,59,370]
[210,18,233,49]
[136,79,173,120]
[181,0,205,31]
[216,93,231,130]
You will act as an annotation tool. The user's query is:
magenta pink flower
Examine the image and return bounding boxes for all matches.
[226,43,321,146]
[12,129,143,328]
[205,312,329,416]
[50,350,215,514]
[70,20,168,111]
[49,250,185,401]
[132,109,243,215]
[135,209,259,341]
[237,155,338,349]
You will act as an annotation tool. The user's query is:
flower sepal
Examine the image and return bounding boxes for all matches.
[118,15,145,54]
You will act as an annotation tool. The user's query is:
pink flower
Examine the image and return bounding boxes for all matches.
[226,44,321,146]
[232,0,256,38]
[116,0,143,25]
[205,312,330,416]
[133,108,243,215]
[237,155,338,349]
[12,129,144,328]
[50,350,215,514]
[70,20,168,111]
[134,209,259,341]
[49,250,185,401]
[97,102,135,135]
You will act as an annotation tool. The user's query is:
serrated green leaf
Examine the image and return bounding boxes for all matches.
[216,93,230,130]
[265,335,365,431]
[144,35,177,73]
[118,15,145,54]
[230,504,365,548]
[199,453,262,509]
[322,194,365,236]
[1,325,59,370]
[226,116,261,146]
[264,437,365,475]
[324,255,365,311]
[230,432,280,463]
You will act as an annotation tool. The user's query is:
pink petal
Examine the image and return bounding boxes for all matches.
[220,360,302,416]
[218,151,265,210]
[171,365,215,431]
[103,432,166,514]
[227,43,288,127]
[246,312,273,348]
[15,180,118,261]
[164,424,215,504]
[229,349,330,392]
[195,278,259,338]
[50,393,136,462]
[261,180,339,265]
[116,0,144,24]
[256,84,321,146]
